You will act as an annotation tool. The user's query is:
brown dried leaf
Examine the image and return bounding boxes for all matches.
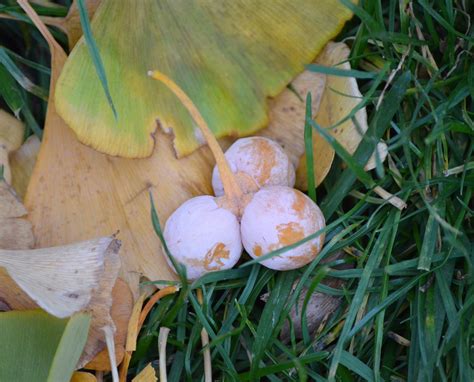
[0,109,24,151]
[0,180,35,309]
[23,0,215,294]
[15,1,132,371]
[0,236,120,318]
[0,180,34,250]
[259,70,335,190]
[0,146,11,185]
[10,135,41,200]
[0,109,25,185]
[265,42,388,191]
[261,71,327,166]
[280,251,353,341]
[315,42,368,154]
[76,239,121,367]
[84,279,133,371]
[41,0,102,48]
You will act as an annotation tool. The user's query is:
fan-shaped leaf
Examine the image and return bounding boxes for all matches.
[56,0,353,158]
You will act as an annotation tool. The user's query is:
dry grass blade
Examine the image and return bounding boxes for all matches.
[158,327,171,382]
[119,286,178,381]
[119,293,146,382]
[373,186,407,210]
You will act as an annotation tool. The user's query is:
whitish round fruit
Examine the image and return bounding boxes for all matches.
[163,195,242,280]
[212,137,295,196]
[241,186,325,271]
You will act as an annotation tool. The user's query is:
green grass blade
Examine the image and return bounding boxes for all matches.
[340,351,374,382]
[328,213,395,381]
[304,92,317,202]
[249,271,296,378]
[321,71,411,218]
[310,118,375,188]
[307,64,377,79]
[0,48,48,101]
[417,211,439,271]
[76,0,117,120]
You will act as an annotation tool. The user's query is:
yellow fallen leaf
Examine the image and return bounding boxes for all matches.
[71,371,97,382]
[132,364,157,382]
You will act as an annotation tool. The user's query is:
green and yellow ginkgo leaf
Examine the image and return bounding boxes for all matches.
[56,0,353,158]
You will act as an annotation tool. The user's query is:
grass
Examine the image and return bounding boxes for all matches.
[1,0,473,381]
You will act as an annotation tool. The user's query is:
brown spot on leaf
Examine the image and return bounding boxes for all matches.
[277,222,305,246]
[204,243,230,271]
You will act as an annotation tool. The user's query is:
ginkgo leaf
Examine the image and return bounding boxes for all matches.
[71,371,97,382]
[56,0,354,158]
[24,0,215,296]
[295,42,387,189]
[41,0,101,48]
[0,109,25,185]
[259,69,333,188]
[10,135,41,200]
[131,364,157,382]
[83,279,133,370]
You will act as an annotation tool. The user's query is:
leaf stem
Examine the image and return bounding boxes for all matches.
[148,70,243,204]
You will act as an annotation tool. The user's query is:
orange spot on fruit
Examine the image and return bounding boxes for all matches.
[288,245,320,267]
[243,138,277,186]
[276,222,305,245]
[204,243,230,271]
[291,191,307,219]
[253,244,263,257]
